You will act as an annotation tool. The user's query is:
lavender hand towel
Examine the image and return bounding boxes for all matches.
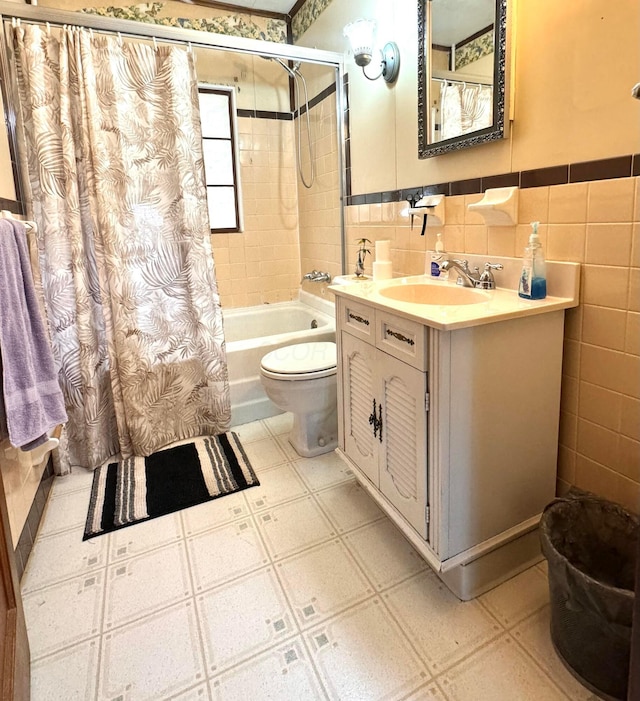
[0,219,67,447]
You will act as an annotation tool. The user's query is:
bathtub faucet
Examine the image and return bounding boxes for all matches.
[302,270,332,283]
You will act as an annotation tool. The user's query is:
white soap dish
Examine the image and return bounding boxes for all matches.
[467,186,518,226]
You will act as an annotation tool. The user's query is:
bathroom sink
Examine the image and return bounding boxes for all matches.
[379,283,488,305]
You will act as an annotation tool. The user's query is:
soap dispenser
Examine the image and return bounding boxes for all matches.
[518,221,547,300]
[427,232,448,279]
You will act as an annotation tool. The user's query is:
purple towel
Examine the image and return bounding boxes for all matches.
[0,219,67,448]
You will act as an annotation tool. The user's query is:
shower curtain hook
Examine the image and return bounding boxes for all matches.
[45,21,51,35]
[153,36,157,51]
[117,31,123,47]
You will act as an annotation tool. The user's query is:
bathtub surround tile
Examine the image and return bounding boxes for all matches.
[24,418,597,698]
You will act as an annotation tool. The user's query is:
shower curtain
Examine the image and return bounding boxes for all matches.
[11,24,230,472]
[440,83,493,140]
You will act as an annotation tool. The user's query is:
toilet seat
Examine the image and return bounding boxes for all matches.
[260,342,337,380]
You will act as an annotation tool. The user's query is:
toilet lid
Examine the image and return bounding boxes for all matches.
[261,342,337,376]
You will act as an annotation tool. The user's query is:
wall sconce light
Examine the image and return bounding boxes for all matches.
[343,19,400,84]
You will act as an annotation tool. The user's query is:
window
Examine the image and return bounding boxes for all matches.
[198,85,243,232]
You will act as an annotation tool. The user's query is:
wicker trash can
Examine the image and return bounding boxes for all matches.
[539,495,638,701]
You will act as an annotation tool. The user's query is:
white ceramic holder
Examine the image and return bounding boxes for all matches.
[408,194,445,227]
[467,186,519,226]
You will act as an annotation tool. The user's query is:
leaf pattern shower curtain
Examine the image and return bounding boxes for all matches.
[440,83,493,141]
[11,24,230,472]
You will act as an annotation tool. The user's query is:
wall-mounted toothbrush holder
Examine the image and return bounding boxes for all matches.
[467,186,518,226]
[407,194,445,232]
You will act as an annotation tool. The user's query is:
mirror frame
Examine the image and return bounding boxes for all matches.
[418,0,509,159]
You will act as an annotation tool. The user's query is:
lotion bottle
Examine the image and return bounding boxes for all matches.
[518,221,547,300]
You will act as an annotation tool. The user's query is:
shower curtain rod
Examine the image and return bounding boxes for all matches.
[433,77,491,87]
[0,0,342,67]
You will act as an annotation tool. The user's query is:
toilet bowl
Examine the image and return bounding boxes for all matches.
[260,341,338,458]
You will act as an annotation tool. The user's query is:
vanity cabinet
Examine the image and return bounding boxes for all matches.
[341,331,428,538]
[333,284,571,600]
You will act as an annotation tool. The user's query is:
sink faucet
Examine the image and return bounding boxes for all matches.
[440,259,503,289]
[301,270,332,283]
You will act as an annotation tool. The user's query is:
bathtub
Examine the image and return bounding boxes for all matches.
[223,291,335,426]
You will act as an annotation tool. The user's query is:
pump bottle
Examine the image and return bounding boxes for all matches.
[518,221,547,300]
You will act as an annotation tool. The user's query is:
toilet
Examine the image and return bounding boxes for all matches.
[260,341,338,458]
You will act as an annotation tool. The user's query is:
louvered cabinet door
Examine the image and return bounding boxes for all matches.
[378,352,429,538]
[341,331,378,486]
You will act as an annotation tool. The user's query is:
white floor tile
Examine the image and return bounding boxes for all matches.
[306,598,429,701]
[168,684,211,700]
[23,572,105,659]
[210,637,326,701]
[30,638,100,701]
[98,601,205,701]
[292,452,353,492]
[439,634,566,700]
[479,565,549,627]
[198,566,295,675]
[104,541,192,629]
[343,519,427,591]
[230,420,271,444]
[512,606,595,700]
[181,490,250,537]
[315,479,384,533]
[276,539,373,629]
[38,488,91,537]
[244,463,309,512]
[263,412,293,436]
[384,570,502,674]
[274,433,302,461]
[22,528,108,593]
[256,496,336,561]
[241,437,288,472]
[187,519,269,592]
[25,417,578,700]
[50,467,95,497]
[404,682,450,700]
[109,512,183,562]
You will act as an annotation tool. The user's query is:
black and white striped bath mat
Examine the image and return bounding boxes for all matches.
[83,433,259,540]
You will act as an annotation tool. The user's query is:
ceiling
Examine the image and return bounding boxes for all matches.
[213,0,297,15]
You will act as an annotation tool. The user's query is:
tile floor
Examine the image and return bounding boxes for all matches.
[21,413,599,701]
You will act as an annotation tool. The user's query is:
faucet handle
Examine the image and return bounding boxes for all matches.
[478,262,504,289]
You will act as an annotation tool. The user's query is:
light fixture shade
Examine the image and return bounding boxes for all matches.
[343,19,376,67]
